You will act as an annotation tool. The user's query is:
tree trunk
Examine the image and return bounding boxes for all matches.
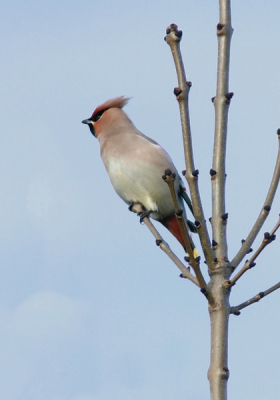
[207,263,231,400]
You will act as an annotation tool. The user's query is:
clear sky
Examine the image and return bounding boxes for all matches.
[1,1,280,399]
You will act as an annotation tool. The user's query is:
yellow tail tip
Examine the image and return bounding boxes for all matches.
[193,248,199,259]
[186,248,199,260]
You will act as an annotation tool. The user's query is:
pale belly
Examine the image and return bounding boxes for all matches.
[105,155,180,221]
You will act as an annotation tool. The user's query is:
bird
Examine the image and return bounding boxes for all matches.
[82,96,198,255]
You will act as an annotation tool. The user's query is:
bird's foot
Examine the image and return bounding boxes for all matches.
[137,210,152,224]
[128,202,145,214]
[128,202,151,223]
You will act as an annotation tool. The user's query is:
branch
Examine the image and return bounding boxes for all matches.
[225,216,280,288]
[164,24,214,268]
[130,203,199,286]
[207,3,233,400]
[162,169,207,288]
[211,8,233,261]
[231,131,280,268]
[230,281,280,315]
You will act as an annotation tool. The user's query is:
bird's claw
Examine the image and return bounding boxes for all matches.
[128,202,134,212]
[127,202,151,223]
[137,210,152,224]
[128,202,145,214]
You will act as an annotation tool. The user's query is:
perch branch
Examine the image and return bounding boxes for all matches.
[231,132,280,268]
[230,281,280,315]
[162,170,207,288]
[225,216,280,288]
[130,203,199,286]
[165,23,214,268]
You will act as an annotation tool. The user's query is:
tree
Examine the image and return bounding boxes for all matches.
[135,1,280,399]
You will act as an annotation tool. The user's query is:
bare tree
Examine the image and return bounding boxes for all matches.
[137,1,280,399]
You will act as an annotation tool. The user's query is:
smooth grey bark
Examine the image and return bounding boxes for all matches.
[162,1,280,400]
[207,1,233,399]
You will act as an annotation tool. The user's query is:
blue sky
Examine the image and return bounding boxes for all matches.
[1,1,280,399]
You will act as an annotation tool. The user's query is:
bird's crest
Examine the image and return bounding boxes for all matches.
[91,96,130,120]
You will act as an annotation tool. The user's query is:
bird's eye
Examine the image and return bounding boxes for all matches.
[93,111,103,122]
[93,108,108,122]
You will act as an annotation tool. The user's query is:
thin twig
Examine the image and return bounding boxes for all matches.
[165,24,214,268]
[231,133,280,268]
[162,170,208,291]
[225,217,280,288]
[130,203,199,286]
[230,281,280,315]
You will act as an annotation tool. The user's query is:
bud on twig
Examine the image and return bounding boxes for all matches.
[195,220,201,229]
[174,87,182,97]
[225,92,234,104]
[221,213,228,224]
[264,232,270,240]
[175,209,183,216]
[217,23,225,31]
[210,169,217,180]
[212,240,218,250]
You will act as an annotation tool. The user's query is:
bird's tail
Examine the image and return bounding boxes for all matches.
[161,215,199,258]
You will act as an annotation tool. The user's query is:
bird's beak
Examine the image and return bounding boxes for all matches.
[82,119,96,137]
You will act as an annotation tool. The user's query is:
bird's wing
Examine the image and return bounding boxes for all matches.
[178,178,197,233]
[134,130,160,146]
[133,132,195,217]
[178,178,194,216]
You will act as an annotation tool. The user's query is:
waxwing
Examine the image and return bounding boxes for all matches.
[82,96,197,254]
